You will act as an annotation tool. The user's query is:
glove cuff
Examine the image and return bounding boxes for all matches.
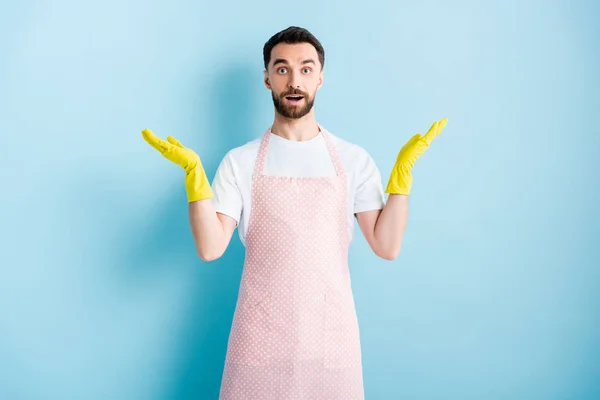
[185,165,214,202]
[385,166,412,195]
[385,181,411,195]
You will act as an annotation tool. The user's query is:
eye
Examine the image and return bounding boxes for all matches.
[277,67,288,74]
[302,68,312,74]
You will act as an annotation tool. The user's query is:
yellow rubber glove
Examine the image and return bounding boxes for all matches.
[385,118,448,195]
[141,128,214,202]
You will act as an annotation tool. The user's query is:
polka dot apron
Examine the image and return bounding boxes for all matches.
[219,125,364,399]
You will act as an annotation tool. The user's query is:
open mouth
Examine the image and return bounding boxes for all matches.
[285,95,304,104]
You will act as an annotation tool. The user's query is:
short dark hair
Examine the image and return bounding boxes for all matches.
[263,26,325,71]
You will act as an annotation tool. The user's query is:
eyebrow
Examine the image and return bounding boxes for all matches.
[272,58,316,67]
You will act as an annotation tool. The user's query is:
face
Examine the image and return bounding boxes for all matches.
[264,42,324,119]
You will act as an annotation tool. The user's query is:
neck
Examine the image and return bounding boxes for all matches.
[270,112,320,142]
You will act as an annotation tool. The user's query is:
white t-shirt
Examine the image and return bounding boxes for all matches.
[210,128,386,246]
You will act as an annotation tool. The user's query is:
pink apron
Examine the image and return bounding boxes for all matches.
[219,125,364,399]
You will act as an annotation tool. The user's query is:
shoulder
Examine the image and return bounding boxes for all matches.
[220,136,262,171]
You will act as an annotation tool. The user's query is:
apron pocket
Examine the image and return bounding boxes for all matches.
[242,288,271,310]
[227,290,273,367]
[323,291,361,369]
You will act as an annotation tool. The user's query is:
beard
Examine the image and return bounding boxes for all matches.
[272,88,316,119]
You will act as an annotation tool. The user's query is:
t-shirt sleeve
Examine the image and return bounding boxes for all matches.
[210,152,243,225]
[354,148,386,214]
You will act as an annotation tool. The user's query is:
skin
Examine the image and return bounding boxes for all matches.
[263,42,323,142]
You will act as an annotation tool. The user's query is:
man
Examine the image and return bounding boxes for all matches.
[142,26,446,400]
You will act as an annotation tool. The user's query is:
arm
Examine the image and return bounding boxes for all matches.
[356,194,408,261]
[189,201,237,261]
[358,117,447,260]
[141,128,236,261]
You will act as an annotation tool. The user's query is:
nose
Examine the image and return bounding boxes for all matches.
[288,71,302,90]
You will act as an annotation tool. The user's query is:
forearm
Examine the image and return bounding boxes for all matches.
[373,117,446,260]
[373,194,409,260]
[188,199,227,261]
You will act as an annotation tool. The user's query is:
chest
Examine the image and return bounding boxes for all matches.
[262,142,338,177]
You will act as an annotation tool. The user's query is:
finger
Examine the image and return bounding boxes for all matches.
[438,117,448,131]
[422,121,441,146]
[167,136,184,148]
[142,129,167,152]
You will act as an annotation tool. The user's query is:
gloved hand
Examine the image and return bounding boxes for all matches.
[385,118,448,195]
[142,128,214,202]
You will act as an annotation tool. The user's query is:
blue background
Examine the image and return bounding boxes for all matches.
[1,0,598,399]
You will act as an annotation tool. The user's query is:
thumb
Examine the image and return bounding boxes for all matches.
[408,133,422,145]
[396,133,423,164]
[167,136,184,148]
[401,133,422,151]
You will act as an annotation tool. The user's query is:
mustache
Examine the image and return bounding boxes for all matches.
[280,89,309,98]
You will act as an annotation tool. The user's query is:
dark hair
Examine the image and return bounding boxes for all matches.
[263,26,325,71]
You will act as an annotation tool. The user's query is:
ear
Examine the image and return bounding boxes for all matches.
[264,69,271,90]
[317,69,324,91]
